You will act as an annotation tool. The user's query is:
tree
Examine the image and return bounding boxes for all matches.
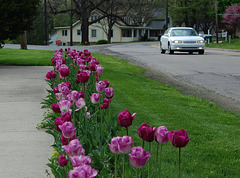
[222,3,240,37]
[0,0,40,48]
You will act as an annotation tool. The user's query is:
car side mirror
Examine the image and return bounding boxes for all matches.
[199,34,203,37]
[164,34,169,37]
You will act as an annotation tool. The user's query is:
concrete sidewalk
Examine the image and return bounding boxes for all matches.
[0,66,53,177]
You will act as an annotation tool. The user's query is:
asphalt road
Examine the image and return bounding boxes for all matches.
[4,43,240,113]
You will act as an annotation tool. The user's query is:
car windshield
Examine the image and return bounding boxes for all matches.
[170,29,198,36]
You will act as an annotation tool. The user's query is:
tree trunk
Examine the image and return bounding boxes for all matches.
[107,19,113,43]
[20,31,27,50]
[81,18,89,44]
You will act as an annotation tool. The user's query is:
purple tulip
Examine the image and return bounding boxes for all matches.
[58,99,72,113]
[62,139,85,157]
[46,70,57,80]
[90,93,100,104]
[96,64,104,73]
[59,64,70,79]
[53,87,59,93]
[61,86,70,96]
[105,87,114,98]
[155,126,169,144]
[70,90,81,102]
[70,155,92,167]
[128,147,151,168]
[68,165,98,178]
[75,98,86,111]
[168,129,190,148]
[137,123,157,142]
[76,72,89,83]
[62,112,72,122]
[118,136,133,154]
[117,110,136,128]
[95,80,107,93]
[59,121,76,139]
[108,137,120,154]
[61,133,76,145]
[58,155,68,167]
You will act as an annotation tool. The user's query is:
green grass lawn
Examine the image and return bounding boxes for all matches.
[1,48,240,177]
[206,37,240,50]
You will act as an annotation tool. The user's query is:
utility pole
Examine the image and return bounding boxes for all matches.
[215,0,218,43]
[44,0,48,45]
[70,0,73,46]
[166,0,168,30]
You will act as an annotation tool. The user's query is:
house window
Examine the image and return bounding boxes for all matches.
[108,29,113,37]
[91,29,97,37]
[62,30,67,36]
[77,29,81,36]
[122,29,131,37]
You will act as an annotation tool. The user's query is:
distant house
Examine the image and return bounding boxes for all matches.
[53,10,169,45]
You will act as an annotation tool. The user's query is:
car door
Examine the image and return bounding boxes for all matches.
[161,29,170,49]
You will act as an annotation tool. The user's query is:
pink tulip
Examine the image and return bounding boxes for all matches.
[59,121,76,138]
[54,117,66,132]
[168,129,190,148]
[90,93,100,104]
[68,165,98,178]
[86,112,91,119]
[59,64,70,79]
[118,136,133,154]
[75,98,86,111]
[52,103,61,113]
[108,137,120,154]
[46,70,57,80]
[58,155,68,167]
[137,123,157,142]
[96,64,104,73]
[96,80,107,93]
[155,126,169,144]
[128,147,151,168]
[117,110,136,128]
[58,100,72,113]
[105,87,114,98]
[62,139,85,157]
[61,86,70,96]
[70,155,92,167]
[70,90,81,102]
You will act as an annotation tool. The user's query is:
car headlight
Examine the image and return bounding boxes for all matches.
[171,40,182,43]
[197,40,205,43]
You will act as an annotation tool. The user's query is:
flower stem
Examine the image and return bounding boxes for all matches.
[179,147,181,178]
[115,154,117,178]
[148,142,151,178]
[122,155,125,178]
[126,127,128,136]
[142,140,145,148]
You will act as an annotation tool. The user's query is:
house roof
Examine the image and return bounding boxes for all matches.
[147,19,165,30]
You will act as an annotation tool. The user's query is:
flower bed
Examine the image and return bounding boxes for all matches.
[39,48,190,177]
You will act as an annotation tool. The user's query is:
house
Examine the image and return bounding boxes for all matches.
[53,10,169,45]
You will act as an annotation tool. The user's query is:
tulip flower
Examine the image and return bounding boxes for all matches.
[76,72,89,83]
[61,134,76,145]
[118,110,136,135]
[128,147,151,168]
[52,103,61,113]
[96,64,104,73]
[58,100,72,113]
[75,98,86,111]
[69,90,81,103]
[54,117,66,132]
[70,155,92,167]
[108,137,121,154]
[68,165,98,178]
[61,86,70,96]
[90,93,100,104]
[59,64,70,79]
[62,139,85,157]
[137,123,157,143]
[155,126,169,144]
[118,136,133,154]
[59,121,76,139]
[105,87,114,98]
[46,70,57,80]
[62,112,72,122]
[95,80,107,93]
[168,129,190,178]
[58,155,68,167]
[53,87,59,93]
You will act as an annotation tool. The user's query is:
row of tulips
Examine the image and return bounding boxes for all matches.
[39,48,190,177]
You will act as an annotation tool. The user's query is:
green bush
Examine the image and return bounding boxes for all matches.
[96,40,108,45]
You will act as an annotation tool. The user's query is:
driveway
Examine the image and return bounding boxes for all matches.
[4,43,240,113]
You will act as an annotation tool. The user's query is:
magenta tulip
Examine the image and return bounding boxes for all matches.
[75,98,86,111]
[108,137,120,154]
[76,72,89,83]
[96,64,104,73]
[62,112,72,122]
[58,100,72,113]
[52,103,61,113]
[128,147,151,168]
[46,70,57,80]
[59,121,76,139]
[70,90,81,102]
[61,133,76,145]
[70,155,92,167]
[137,123,157,142]
[68,165,98,178]
[59,64,70,79]
[95,80,107,93]
[155,126,169,144]
[62,139,85,157]
[54,117,66,132]
[168,129,190,148]
[58,155,68,167]
[117,110,136,128]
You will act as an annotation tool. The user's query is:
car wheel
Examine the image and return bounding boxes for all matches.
[189,51,193,54]
[160,42,166,54]
[198,50,204,54]
[168,43,174,54]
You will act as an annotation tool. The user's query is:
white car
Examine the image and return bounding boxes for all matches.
[160,27,205,54]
